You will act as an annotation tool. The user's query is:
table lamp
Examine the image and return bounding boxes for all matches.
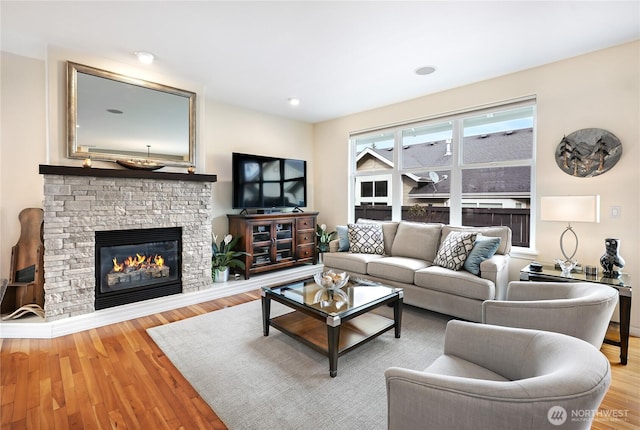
[540,195,600,274]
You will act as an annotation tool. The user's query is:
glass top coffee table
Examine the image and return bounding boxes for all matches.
[261,277,403,377]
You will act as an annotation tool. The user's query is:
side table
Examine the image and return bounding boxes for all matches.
[520,264,631,365]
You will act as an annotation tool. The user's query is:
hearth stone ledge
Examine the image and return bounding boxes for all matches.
[40,166,217,322]
[0,265,321,339]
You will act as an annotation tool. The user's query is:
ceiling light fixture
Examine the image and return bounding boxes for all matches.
[134,51,155,65]
[415,66,436,76]
[288,97,300,106]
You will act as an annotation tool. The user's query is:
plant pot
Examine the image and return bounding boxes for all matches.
[213,267,230,283]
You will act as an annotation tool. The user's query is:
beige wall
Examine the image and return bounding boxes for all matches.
[1,52,47,281]
[204,101,314,237]
[0,49,314,281]
[313,41,640,333]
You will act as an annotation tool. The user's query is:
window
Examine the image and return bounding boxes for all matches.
[355,175,392,206]
[350,100,535,248]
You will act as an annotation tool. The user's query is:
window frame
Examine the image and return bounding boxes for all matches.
[354,174,393,206]
[349,98,536,251]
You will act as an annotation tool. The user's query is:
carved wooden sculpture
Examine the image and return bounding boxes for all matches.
[1,208,45,319]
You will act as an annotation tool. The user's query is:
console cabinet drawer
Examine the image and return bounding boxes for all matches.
[297,230,315,245]
[297,243,315,261]
[296,217,315,231]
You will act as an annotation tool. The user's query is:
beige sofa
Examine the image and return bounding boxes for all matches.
[323,220,512,322]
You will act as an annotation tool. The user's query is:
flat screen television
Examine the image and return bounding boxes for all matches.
[232,152,307,210]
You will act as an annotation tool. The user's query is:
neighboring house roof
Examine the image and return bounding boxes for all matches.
[358,128,533,198]
[462,128,533,164]
[407,165,531,198]
[408,181,450,196]
[355,147,394,168]
[400,141,452,169]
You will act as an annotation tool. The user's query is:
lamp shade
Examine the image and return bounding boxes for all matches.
[540,195,600,223]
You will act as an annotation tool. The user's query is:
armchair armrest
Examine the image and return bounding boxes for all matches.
[482,282,618,347]
[482,298,580,332]
[504,281,575,300]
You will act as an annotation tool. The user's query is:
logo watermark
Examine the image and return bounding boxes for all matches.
[547,406,567,426]
[547,406,629,425]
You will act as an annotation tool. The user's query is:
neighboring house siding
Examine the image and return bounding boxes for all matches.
[356,155,393,171]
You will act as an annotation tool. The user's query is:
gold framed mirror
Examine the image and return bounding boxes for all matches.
[67,61,196,167]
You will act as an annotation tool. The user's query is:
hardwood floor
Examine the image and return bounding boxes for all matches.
[1,290,638,429]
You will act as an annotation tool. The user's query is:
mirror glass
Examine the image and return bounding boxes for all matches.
[67,61,196,167]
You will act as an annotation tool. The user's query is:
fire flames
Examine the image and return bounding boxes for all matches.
[112,253,166,273]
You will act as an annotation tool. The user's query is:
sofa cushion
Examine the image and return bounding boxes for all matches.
[336,225,350,251]
[414,266,495,301]
[348,223,385,254]
[323,252,384,275]
[367,257,431,284]
[356,219,399,255]
[441,225,511,255]
[390,221,443,262]
[433,231,477,270]
[463,235,501,275]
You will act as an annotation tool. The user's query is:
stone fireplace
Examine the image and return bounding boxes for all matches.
[40,165,217,321]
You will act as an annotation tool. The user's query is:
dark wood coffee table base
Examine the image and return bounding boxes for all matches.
[262,289,402,377]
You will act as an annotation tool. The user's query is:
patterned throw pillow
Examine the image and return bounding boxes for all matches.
[433,231,477,270]
[347,223,385,255]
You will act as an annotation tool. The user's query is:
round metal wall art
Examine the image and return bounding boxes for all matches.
[555,128,622,178]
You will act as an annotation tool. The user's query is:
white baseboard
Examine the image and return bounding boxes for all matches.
[0,265,321,339]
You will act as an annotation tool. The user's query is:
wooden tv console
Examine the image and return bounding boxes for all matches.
[228,212,319,279]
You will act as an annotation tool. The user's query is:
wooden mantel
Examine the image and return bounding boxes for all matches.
[39,164,217,183]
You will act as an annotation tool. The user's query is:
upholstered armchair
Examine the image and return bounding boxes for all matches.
[482,281,618,348]
[385,320,611,430]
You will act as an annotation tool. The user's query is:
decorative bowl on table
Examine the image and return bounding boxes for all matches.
[313,270,349,290]
[555,259,578,276]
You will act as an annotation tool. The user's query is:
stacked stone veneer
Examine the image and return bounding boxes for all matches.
[42,174,213,321]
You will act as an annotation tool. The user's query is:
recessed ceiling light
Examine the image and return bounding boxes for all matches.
[415,66,436,76]
[134,51,155,65]
[288,97,300,106]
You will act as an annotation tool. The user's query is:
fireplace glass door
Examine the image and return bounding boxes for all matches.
[99,240,179,293]
[95,227,182,309]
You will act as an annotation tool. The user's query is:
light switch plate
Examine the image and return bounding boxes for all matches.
[610,206,621,218]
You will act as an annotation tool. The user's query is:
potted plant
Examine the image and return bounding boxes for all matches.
[212,234,249,282]
[407,203,427,221]
[316,224,336,255]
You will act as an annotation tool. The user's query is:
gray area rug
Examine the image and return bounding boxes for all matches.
[147,299,451,430]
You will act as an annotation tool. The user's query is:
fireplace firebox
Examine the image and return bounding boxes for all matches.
[95,227,182,310]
